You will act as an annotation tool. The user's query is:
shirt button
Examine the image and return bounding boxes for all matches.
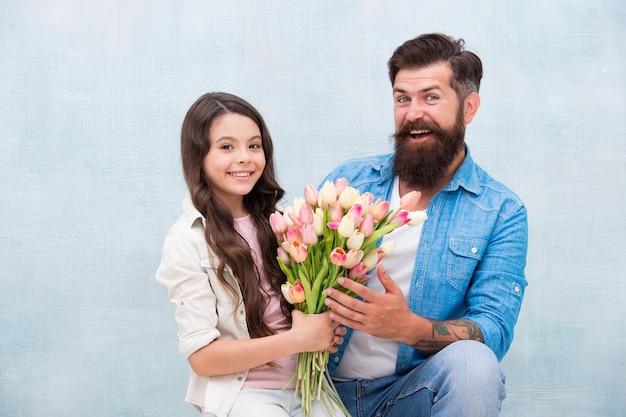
[471,247,478,254]
[514,286,520,293]
[333,357,339,363]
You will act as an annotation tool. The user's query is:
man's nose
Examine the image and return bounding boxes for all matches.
[405,104,425,122]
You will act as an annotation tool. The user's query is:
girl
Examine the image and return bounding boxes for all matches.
[156,92,344,417]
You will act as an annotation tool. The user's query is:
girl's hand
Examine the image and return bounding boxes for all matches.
[290,310,340,352]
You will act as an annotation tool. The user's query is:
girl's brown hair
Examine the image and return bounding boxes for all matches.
[180,92,288,338]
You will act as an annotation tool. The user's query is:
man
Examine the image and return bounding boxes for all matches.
[322,33,528,417]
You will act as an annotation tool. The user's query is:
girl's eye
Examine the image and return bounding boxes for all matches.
[250,143,262,150]
[220,144,233,150]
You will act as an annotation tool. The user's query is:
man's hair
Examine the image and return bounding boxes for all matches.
[388,33,483,100]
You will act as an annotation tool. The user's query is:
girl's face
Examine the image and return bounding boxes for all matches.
[203,113,266,216]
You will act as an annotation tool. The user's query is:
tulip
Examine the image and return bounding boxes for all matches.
[286,226,302,244]
[379,240,396,257]
[369,198,390,221]
[269,211,288,235]
[407,210,428,227]
[348,262,368,280]
[347,230,364,251]
[304,184,319,207]
[329,201,343,223]
[277,247,291,266]
[354,193,372,214]
[281,280,306,304]
[292,197,305,220]
[338,186,360,209]
[299,203,314,225]
[318,180,337,208]
[334,178,348,198]
[337,214,356,239]
[329,247,347,266]
[400,190,422,211]
[312,208,324,236]
[289,240,308,263]
[343,249,364,269]
[283,206,295,226]
[359,213,375,237]
[361,249,383,270]
[301,224,318,246]
[390,210,410,227]
[347,203,363,226]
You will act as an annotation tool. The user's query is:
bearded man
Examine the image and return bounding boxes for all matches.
[321,33,528,417]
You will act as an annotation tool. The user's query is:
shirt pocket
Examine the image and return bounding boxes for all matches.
[446,236,487,292]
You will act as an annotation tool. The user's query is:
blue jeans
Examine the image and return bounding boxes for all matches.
[333,341,506,417]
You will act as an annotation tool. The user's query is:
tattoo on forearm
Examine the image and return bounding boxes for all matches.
[413,318,484,353]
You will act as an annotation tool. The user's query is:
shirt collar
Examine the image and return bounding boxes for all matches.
[182,192,206,229]
[443,145,480,195]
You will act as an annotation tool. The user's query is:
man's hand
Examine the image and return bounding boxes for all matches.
[324,264,416,343]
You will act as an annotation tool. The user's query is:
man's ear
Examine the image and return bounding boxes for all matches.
[463,92,480,124]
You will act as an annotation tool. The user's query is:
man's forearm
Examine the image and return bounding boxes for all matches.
[410,318,484,354]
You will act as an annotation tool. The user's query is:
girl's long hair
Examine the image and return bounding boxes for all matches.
[180,92,288,338]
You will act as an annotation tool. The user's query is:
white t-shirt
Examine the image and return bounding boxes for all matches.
[333,177,423,381]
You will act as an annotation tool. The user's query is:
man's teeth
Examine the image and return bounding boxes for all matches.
[410,129,430,135]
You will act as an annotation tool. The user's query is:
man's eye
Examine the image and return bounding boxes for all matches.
[426,94,438,101]
[396,96,409,103]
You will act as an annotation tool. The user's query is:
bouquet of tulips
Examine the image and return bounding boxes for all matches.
[269,178,427,417]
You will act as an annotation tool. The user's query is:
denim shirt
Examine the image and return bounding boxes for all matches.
[322,147,528,376]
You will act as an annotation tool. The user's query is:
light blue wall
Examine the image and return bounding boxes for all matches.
[2,1,624,416]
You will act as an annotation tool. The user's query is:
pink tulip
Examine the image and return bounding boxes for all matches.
[289,240,308,263]
[329,201,343,223]
[269,211,288,235]
[330,247,347,266]
[301,224,318,246]
[334,178,348,197]
[369,198,390,221]
[400,190,422,211]
[390,210,410,227]
[348,262,368,280]
[277,247,291,265]
[359,214,375,237]
[348,204,363,226]
[281,280,306,304]
[304,184,319,207]
[287,212,303,227]
[286,226,302,244]
[299,203,314,225]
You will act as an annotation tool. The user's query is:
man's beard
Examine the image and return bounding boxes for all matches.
[392,111,466,190]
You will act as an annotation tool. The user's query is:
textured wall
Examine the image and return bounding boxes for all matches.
[1,1,624,416]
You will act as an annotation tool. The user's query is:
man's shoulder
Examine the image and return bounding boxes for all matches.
[469,161,526,214]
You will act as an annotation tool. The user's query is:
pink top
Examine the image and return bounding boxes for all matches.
[234,215,296,389]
